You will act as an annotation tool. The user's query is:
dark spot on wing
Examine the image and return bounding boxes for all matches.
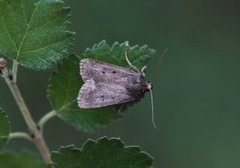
[102,71,105,74]
[112,71,116,74]
[100,95,105,101]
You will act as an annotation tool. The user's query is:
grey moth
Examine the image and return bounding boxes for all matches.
[77,57,152,109]
[77,51,157,128]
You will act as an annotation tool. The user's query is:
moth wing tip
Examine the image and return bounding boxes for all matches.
[80,58,93,64]
[80,59,95,81]
[77,79,96,109]
[77,96,90,109]
[78,102,87,109]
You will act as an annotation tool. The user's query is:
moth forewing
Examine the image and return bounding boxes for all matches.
[78,79,136,108]
[80,58,139,84]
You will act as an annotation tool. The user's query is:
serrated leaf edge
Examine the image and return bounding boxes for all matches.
[52,136,153,159]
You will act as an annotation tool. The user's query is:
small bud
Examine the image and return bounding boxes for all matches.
[0,58,7,70]
[0,58,8,77]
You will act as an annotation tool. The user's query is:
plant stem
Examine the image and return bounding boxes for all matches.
[12,60,18,82]
[38,110,57,129]
[4,75,52,163]
[9,132,32,141]
[33,131,51,163]
[5,79,37,132]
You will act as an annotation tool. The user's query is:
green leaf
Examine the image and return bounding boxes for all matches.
[0,151,45,168]
[47,41,155,132]
[0,0,75,70]
[51,137,153,168]
[83,40,156,68]
[0,109,10,149]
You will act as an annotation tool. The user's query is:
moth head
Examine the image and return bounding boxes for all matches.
[144,81,153,92]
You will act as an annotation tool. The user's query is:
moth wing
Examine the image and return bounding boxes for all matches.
[80,58,141,85]
[78,79,136,108]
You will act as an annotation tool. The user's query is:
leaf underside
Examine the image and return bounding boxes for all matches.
[0,0,75,70]
[51,137,153,168]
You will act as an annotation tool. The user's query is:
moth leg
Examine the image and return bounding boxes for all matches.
[141,65,147,77]
[117,104,124,113]
[125,50,139,72]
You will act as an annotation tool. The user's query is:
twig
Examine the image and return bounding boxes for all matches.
[12,60,18,82]
[9,132,32,141]
[38,110,57,129]
[0,59,52,164]
[5,78,37,132]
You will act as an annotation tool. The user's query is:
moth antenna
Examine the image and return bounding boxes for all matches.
[125,47,139,72]
[149,87,157,129]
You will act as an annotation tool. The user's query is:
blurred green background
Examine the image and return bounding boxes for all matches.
[1,0,240,167]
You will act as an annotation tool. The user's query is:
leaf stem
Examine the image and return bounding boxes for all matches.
[38,110,57,129]
[9,132,32,141]
[4,72,52,163]
[12,60,18,82]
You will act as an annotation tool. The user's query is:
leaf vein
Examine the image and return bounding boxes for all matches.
[28,12,66,34]
[20,34,73,55]
[16,0,41,60]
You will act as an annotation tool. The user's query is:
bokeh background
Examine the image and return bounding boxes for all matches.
[1,0,240,167]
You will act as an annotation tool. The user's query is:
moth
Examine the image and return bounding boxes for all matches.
[77,50,157,128]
